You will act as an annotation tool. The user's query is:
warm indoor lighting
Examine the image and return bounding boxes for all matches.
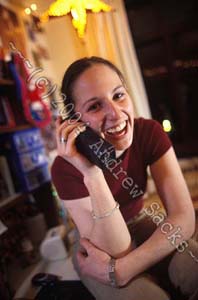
[162,119,172,132]
[41,0,112,38]
[30,3,37,11]
[25,7,31,15]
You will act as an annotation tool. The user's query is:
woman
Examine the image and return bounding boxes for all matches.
[51,57,197,300]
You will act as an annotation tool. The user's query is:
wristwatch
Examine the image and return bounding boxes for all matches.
[109,258,118,288]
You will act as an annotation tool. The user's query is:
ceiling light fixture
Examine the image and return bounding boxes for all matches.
[41,0,112,38]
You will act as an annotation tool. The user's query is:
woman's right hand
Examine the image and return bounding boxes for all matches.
[55,116,99,176]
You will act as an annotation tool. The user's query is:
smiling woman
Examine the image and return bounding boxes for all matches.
[51,57,197,300]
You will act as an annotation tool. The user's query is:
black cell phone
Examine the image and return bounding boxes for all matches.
[75,126,116,170]
[61,117,116,170]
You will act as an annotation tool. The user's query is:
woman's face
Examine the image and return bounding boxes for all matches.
[73,64,134,151]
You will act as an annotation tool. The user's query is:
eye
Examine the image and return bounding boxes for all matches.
[87,102,101,112]
[113,92,125,101]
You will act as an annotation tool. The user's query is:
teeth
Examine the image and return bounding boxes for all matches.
[106,121,126,134]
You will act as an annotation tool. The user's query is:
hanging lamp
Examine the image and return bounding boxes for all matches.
[41,0,112,38]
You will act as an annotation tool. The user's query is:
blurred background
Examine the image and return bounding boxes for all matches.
[0,0,197,299]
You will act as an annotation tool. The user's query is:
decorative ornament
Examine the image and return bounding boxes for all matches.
[41,0,112,38]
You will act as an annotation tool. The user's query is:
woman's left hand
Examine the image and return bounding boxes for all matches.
[77,238,111,285]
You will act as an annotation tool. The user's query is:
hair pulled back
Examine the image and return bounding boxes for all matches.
[61,56,126,116]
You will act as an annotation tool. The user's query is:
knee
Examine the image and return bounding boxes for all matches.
[168,239,198,295]
[130,277,170,300]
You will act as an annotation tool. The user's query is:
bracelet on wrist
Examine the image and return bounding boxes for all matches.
[109,257,118,288]
[91,202,120,220]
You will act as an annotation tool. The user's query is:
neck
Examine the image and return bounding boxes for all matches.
[115,149,125,158]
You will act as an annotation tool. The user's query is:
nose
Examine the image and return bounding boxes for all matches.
[105,100,122,120]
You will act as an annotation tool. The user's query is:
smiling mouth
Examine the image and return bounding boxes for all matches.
[104,121,127,137]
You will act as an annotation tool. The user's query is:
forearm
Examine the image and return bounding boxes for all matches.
[84,167,132,258]
[116,212,195,286]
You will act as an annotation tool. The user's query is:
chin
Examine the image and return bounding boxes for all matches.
[104,121,134,150]
[114,136,133,151]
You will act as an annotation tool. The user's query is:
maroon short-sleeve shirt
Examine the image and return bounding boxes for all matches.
[51,118,172,222]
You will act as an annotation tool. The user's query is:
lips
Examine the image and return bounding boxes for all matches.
[104,120,127,137]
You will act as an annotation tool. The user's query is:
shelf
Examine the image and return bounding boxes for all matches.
[0,78,15,86]
[0,124,33,134]
[0,193,27,211]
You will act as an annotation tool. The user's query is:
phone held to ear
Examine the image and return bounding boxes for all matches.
[61,117,116,170]
[75,126,116,170]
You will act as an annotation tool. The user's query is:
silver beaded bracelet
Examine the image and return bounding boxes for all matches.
[91,202,120,220]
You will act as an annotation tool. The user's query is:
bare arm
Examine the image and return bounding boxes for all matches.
[56,117,131,258]
[77,147,195,286]
[64,166,132,258]
[115,147,195,285]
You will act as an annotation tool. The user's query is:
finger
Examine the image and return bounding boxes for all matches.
[76,251,87,272]
[79,238,95,255]
[77,249,87,260]
[55,114,73,133]
[78,243,88,255]
[60,123,80,139]
[58,124,86,157]
[55,120,70,146]
[56,122,75,149]
[56,117,69,136]
[55,116,67,142]
[55,115,63,128]
[57,122,84,146]
[65,124,86,152]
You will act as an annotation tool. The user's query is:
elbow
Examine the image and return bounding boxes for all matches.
[183,222,196,241]
[107,238,133,259]
[166,209,196,243]
[114,241,133,259]
[89,226,133,259]
[113,232,133,258]
[186,217,196,239]
[186,208,196,238]
[105,236,133,259]
[180,209,196,240]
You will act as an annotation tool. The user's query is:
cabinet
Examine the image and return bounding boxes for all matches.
[0,78,58,224]
[0,5,60,297]
[0,77,59,299]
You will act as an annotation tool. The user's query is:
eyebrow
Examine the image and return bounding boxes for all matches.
[84,84,124,105]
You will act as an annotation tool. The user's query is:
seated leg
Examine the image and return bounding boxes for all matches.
[79,273,170,300]
[168,239,198,296]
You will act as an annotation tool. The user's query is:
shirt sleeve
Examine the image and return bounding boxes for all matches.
[51,156,89,200]
[136,118,172,166]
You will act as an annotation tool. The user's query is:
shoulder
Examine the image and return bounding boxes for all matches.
[133,117,172,166]
[134,117,161,133]
[51,156,88,200]
[51,156,67,180]
[134,117,168,142]
[51,155,82,179]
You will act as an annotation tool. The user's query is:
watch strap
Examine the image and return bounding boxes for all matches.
[109,258,118,287]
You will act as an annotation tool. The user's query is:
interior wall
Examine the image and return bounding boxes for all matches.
[0,0,57,91]
[1,0,151,118]
[39,0,151,117]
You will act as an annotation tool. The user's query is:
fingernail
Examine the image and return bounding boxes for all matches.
[79,125,86,132]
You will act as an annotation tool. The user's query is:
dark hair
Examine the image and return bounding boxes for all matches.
[61,56,126,116]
